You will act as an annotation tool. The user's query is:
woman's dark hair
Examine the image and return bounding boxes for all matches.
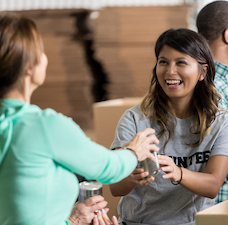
[0,13,43,97]
[141,28,220,147]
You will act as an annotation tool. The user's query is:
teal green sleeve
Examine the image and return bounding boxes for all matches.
[42,111,137,184]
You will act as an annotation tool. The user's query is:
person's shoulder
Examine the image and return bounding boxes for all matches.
[123,103,145,119]
[27,104,58,116]
[42,107,62,117]
[215,109,228,123]
[121,104,150,127]
[215,61,228,77]
[43,108,73,123]
[127,103,143,114]
[28,104,73,124]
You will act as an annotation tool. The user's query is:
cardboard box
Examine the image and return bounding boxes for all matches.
[93,97,142,217]
[195,200,228,225]
[93,97,143,148]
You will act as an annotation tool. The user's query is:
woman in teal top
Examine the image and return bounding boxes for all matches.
[0,13,159,225]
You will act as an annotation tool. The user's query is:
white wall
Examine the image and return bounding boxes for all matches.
[197,0,228,12]
[0,0,192,11]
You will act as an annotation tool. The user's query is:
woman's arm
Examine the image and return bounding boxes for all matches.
[45,112,158,185]
[158,154,228,198]
[182,155,228,198]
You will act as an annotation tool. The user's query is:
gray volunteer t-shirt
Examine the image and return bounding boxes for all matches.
[111,104,228,225]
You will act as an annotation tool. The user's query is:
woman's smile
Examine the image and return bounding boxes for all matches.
[165,79,183,88]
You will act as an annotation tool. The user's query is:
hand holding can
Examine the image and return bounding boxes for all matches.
[138,151,160,179]
[78,181,102,202]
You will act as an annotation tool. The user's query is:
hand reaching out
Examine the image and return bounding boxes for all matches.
[124,128,160,162]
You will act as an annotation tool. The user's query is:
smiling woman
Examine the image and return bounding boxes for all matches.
[109,28,228,225]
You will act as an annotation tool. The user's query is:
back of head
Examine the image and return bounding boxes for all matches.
[0,12,43,97]
[196,1,228,44]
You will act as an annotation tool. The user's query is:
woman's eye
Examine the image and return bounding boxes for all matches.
[158,60,167,64]
[177,61,187,65]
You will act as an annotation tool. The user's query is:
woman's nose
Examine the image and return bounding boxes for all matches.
[167,63,176,74]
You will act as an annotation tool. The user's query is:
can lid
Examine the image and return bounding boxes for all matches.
[79,181,102,191]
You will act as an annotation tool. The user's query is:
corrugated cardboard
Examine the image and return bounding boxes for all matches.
[195,200,228,225]
[92,97,142,218]
[93,97,143,148]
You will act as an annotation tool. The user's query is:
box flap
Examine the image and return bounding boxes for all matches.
[196,201,228,215]
[195,200,228,225]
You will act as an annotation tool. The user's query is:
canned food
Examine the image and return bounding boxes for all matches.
[138,152,160,179]
[78,181,102,202]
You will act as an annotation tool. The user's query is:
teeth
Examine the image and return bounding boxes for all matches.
[165,80,181,85]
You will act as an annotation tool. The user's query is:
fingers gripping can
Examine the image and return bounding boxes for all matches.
[138,152,160,179]
[78,181,102,202]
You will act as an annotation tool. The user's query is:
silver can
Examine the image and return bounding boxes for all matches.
[78,181,102,202]
[138,152,160,179]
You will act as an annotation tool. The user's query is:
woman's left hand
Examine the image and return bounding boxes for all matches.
[158,155,182,183]
[68,195,108,225]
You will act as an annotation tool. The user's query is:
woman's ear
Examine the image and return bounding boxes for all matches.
[223,28,228,44]
[26,67,33,76]
[199,64,208,81]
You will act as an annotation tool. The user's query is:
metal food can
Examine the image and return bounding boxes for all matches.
[138,151,160,179]
[78,181,102,202]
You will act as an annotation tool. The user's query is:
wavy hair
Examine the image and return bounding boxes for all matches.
[141,28,220,146]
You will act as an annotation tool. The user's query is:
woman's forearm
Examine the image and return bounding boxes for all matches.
[180,156,228,198]
[159,154,228,199]
[109,176,137,196]
[179,168,223,199]
[109,166,156,196]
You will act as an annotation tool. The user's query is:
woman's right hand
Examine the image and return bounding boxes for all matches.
[129,167,155,185]
[124,128,159,162]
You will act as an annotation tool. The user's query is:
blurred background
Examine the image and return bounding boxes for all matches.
[0,0,218,135]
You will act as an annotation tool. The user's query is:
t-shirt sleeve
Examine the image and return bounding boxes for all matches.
[111,109,138,149]
[210,113,228,157]
[42,111,137,184]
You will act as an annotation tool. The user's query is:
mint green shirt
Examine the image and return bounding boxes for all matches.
[0,99,137,225]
